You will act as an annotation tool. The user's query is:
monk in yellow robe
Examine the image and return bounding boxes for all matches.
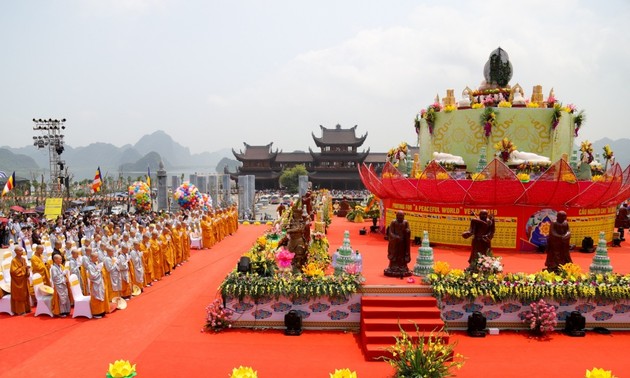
[150,232,164,280]
[139,234,153,285]
[171,224,183,265]
[159,228,174,275]
[181,223,191,261]
[10,246,31,315]
[201,215,215,249]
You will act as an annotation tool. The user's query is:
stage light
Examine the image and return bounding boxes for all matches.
[236,256,251,274]
[612,232,621,247]
[284,310,303,336]
[564,311,586,337]
[61,118,66,122]
[467,311,486,337]
[414,236,422,245]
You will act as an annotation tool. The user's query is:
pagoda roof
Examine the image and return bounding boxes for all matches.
[225,166,281,180]
[312,124,367,147]
[276,152,313,163]
[308,171,363,180]
[232,142,278,162]
[309,147,370,162]
[364,152,388,164]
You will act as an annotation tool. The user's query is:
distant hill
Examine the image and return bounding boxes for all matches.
[0,149,41,178]
[216,157,241,174]
[1,130,233,180]
[591,138,630,167]
[120,152,170,173]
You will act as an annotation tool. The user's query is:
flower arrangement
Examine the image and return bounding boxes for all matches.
[592,175,604,182]
[230,366,258,378]
[436,172,450,180]
[551,103,563,130]
[523,298,557,334]
[471,103,485,109]
[221,271,363,300]
[482,95,496,107]
[473,253,503,275]
[585,368,617,378]
[421,103,441,135]
[381,324,465,377]
[516,162,550,174]
[329,368,358,378]
[306,232,332,271]
[561,172,577,183]
[302,262,325,277]
[559,262,582,280]
[494,137,516,162]
[428,267,630,302]
[387,142,409,168]
[203,298,234,332]
[580,140,594,164]
[433,261,451,276]
[414,114,421,134]
[480,107,497,138]
[602,144,614,161]
[471,172,486,181]
[574,109,586,137]
[526,102,539,108]
[497,100,512,108]
[516,172,530,182]
[443,104,457,113]
[106,360,137,378]
[275,247,295,273]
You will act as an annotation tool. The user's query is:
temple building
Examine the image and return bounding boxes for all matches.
[228,124,388,190]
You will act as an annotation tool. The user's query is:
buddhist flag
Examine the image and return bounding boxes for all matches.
[147,166,151,188]
[1,171,15,197]
[91,167,102,193]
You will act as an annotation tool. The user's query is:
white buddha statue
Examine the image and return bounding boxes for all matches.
[432,151,466,166]
[508,150,551,165]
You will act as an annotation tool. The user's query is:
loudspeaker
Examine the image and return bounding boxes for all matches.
[580,237,594,253]
[564,311,586,337]
[237,256,251,274]
[284,310,302,336]
[467,311,487,337]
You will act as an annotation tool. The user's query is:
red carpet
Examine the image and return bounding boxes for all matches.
[1,219,629,377]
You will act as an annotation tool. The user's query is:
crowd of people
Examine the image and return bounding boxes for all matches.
[1,205,238,318]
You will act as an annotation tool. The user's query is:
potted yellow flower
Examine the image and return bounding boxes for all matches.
[106,360,137,378]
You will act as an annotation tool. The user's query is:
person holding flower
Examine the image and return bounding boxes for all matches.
[545,211,572,273]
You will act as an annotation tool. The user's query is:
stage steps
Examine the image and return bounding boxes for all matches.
[360,295,448,361]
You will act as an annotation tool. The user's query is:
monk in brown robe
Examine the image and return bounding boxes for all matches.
[10,246,31,315]
[545,211,572,273]
[384,211,412,277]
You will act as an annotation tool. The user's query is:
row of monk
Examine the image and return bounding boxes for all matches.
[1,207,239,318]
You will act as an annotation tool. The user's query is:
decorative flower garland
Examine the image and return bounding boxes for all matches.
[427,264,630,302]
[480,107,497,138]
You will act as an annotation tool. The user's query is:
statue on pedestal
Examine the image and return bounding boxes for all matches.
[462,210,495,268]
[384,211,412,278]
[545,211,572,273]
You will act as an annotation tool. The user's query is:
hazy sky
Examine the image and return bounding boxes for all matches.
[1,0,628,155]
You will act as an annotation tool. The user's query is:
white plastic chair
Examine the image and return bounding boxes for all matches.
[32,273,53,317]
[44,240,53,255]
[1,260,10,285]
[68,274,91,319]
[24,239,33,259]
[0,271,13,315]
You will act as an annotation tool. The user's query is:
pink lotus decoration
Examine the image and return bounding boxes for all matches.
[275,247,295,271]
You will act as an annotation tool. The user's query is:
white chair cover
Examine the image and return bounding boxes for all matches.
[0,271,12,315]
[68,274,91,319]
[32,273,53,317]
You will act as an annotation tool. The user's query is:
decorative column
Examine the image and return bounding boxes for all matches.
[157,160,167,211]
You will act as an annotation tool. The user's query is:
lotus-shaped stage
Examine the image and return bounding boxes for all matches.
[359,159,630,250]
